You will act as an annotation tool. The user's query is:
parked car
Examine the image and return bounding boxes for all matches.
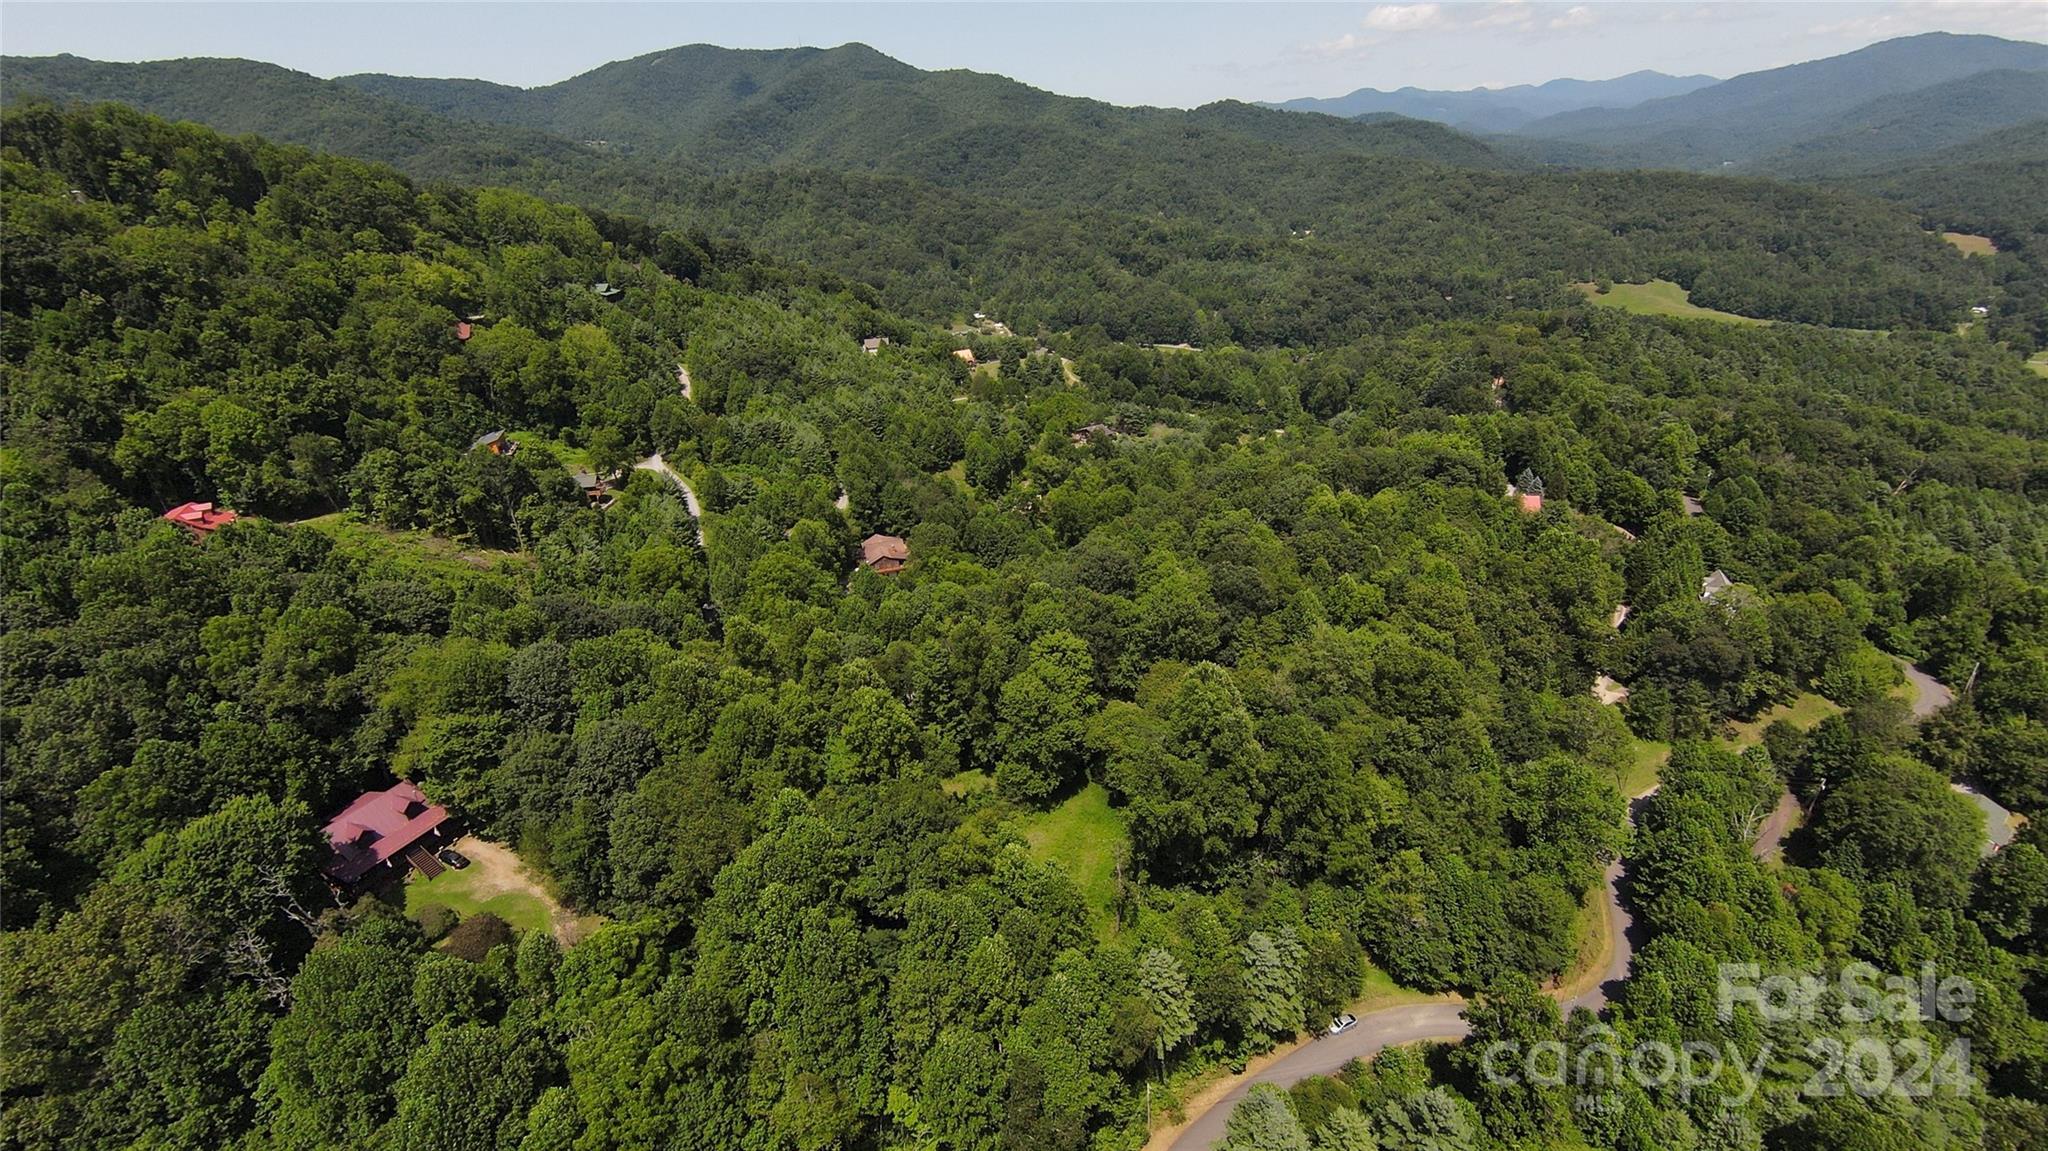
[438,847,471,870]
[1327,1013,1358,1036]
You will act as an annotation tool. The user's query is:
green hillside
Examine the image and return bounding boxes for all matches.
[2,48,2003,339]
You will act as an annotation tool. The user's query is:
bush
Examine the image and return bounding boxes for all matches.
[442,912,515,961]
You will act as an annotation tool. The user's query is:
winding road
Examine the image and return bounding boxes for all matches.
[1160,788,1657,1151]
[633,453,703,546]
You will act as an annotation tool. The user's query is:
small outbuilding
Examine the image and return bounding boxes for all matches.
[952,348,977,365]
[456,321,473,342]
[862,337,890,354]
[592,282,623,303]
[859,533,909,574]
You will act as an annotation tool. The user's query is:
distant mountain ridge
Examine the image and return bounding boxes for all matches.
[1514,32,2048,169]
[1265,71,1718,133]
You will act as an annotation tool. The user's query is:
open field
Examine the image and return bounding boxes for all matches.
[2029,353,2048,379]
[1940,231,1998,256]
[1020,782,1127,927]
[406,836,600,946]
[292,512,529,575]
[1574,280,1768,325]
[1619,739,1671,797]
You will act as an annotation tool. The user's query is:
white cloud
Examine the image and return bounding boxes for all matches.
[1549,5,1596,30]
[1362,4,1446,32]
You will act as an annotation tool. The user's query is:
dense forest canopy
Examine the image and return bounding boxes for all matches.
[1,67,2046,1151]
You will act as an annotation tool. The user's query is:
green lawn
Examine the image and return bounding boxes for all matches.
[1575,280,1768,326]
[293,512,529,578]
[2028,353,2048,380]
[1726,692,1842,748]
[1619,739,1671,797]
[406,867,553,935]
[942,768,995,797]
[1020,783,1128,925]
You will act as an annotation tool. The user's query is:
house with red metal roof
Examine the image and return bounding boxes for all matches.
[162,501,238,538]
[320,780,452,885]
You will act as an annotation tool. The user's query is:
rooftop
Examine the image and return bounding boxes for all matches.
[321,780,449,884]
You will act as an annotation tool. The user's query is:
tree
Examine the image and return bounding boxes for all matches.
[1241,932,1301,1041]
[1222,1084,1310,1151]
[995,631,1102,802]
[1314,1108,1380,1151]
[1137,948,1196,1073]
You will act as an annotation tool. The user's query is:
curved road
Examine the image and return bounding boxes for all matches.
[1163,788,1656,1151]
[633,453,703,546]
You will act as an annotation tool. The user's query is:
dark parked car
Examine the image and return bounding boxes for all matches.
[438,847,471,870]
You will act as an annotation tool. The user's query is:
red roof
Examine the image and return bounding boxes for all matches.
[456,321,473,341]
[162,501,238,536]
[1519,492,1544,514]
[320,780,449,883]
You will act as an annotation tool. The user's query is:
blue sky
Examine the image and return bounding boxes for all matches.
[5,2,2044,106]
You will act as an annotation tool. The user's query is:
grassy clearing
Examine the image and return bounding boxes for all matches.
[1619,739,1671,797]
[1940,231,1998,257]
[1021,783,1128,924]
[1355,961,1456,1013]
[404,836,596,945]
[942,768,994,797]
[507,429,596,473]
[1575,280,1767,326]
[293,512,528,577]
[2028,353,2048,380]
[1726,692,1842,748]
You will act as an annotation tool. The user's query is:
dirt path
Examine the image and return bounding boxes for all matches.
[633,453,703,545]
[448,836,597,948]
[1159,783,1658,1151]
[1751,791,1803,860]
[677,362,694,401]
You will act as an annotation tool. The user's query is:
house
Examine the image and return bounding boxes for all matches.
[1701,569,1734,602]
[456,321,473,342]
[1518,492,1544,514]
[1070,422,1117,445]
[862,337,889,354]
[859,533,909,574]
[470,430,516,456]
[592,282,623,303]
[162,501,238,538]
[569,470,616,507]
[952,348,977,365]
[1971,306,1990,317]
[320,780,451,885]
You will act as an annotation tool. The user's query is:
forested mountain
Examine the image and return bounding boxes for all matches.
[6,102,2048,1151]
[3,48,2007,342]
[1515,32,2048,169]
[1753,68,2048,177]
[1264,70,1718,133]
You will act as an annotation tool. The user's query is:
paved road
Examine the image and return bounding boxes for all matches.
[1900,660,1953,721]
[633,453,703,545]
[1165,786,1657,1151]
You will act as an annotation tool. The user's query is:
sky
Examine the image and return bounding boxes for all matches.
[3,1,2044,106]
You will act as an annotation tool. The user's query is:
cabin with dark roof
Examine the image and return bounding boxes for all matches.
[320,780,451,885]
[470,430,516,456]
[592,282,623,303]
